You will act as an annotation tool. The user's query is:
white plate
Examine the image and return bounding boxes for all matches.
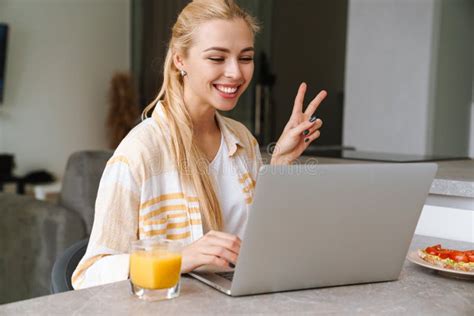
[407,251,474,280]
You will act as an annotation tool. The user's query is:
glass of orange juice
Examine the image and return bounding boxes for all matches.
[129,238,183,301]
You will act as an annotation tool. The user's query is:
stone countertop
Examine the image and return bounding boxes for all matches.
[261,153,474,199]
[2,235,473,315]
[428,160,474,199]
[312,157,474,199]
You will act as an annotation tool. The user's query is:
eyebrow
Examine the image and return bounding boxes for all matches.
[203,46,254,53]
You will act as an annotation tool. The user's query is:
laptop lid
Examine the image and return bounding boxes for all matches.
[229,163,437,296]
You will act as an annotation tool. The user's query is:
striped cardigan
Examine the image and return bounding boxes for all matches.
[72,102,262,289]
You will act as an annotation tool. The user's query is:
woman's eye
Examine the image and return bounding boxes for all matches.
[240,57,254,62]
[207,57,253,63]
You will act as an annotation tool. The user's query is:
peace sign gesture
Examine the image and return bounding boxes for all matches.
[270,82,327,165]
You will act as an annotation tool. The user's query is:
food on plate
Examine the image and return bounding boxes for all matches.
[417,244,474,272]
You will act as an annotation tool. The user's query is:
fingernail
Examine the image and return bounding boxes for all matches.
[309,115,317,123]
[229,263,235,268]
[304,138,309,143]
[303,129,309,136]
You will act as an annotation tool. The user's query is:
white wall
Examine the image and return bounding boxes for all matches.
[343,0,435,155]
[470,83,474,158]
[343,0,473,156]
[429,0,473,156]
[0,0,130,178]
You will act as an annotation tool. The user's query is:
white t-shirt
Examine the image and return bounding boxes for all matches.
[209,134,248,238]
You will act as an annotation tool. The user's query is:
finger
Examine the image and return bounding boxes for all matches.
[302,119,323,136]
[292,82,307,116]
[205,235,240,255]
[207,231,241,247]
[304,90,327,118]
[290,119,318,138]
[199,254,229,269]
[303,129,321,145]
[201,246,238,264]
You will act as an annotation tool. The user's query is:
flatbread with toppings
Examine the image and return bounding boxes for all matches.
[417,244,474,272]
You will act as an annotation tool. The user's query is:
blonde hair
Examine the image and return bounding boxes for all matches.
[142,0,259,231]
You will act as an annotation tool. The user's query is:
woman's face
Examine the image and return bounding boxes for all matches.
[176,18,255,112]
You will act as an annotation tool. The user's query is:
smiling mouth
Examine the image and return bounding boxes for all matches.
[213,84,241,95]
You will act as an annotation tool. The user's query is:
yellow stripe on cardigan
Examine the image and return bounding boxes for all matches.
[188,207,200,214]
[141,218,166,226]
[139,204,187,222]
[106,156,130,166]
[166,231,191,240]
[166,212,188,219]
[166,221,190,230]
[139,228,167,238]
[141,213,202,227]
[239,173,256,188]
[71,254,108,285]
[140,193,185,210]
[238,173,252,183]
[242,181,255,193]
[140,193,199,210]
[189,218,202,226]
[164,218,202,228]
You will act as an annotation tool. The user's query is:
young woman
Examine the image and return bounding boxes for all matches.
[72,0,326,289]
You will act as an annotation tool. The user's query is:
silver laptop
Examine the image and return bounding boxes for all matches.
[189,163,437,296]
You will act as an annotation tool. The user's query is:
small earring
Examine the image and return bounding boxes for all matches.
[180,69,187,77]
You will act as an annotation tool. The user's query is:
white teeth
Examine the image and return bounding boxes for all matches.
[215,85,238,94]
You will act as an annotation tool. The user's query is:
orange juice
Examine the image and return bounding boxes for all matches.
[130,251,182,289]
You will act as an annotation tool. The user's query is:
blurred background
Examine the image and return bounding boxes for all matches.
[0,0,473,304]
[0,0,473,181]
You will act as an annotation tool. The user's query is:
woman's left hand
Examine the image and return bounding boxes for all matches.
[271,82,327,165]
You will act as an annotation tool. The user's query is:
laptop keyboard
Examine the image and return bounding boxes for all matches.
[216,271,234,281]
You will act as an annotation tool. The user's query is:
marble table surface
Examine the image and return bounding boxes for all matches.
[2,235,473,315]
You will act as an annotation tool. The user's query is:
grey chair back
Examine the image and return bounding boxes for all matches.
[59,150,113,235]
[51,238,89,293]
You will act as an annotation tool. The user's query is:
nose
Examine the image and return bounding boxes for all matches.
[224,59,243,80]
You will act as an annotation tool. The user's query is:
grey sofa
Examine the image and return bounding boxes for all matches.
[0,150,112,304]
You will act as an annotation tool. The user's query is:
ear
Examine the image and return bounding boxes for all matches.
[173,52,185,71]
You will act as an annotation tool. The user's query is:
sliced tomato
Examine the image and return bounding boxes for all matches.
[425,244,442,255]
[437,250,452,259]
[423,245,473,263]
[449,251,469,263]
[425,246,439,256]
[465,251,474,263]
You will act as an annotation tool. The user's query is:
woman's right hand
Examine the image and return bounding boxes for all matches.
[180,230,241,273]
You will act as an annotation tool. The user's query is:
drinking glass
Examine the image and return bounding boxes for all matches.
[129,238,183,301]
